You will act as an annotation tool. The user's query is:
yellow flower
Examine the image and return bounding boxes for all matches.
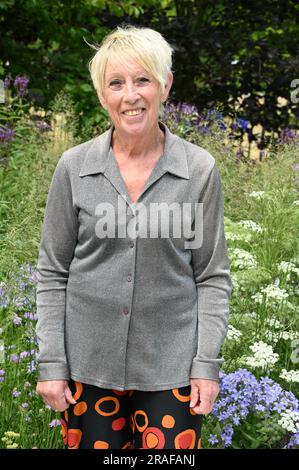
[7,443,19,449]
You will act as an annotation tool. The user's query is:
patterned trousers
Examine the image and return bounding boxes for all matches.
[60,378,204,449]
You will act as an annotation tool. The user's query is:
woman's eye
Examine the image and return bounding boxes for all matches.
[108,77,150,89]
[109,80,122,88]
[137,77,150,84]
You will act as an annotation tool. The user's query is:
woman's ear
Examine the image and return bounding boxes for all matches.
[97,90,107,110]
[161,71,173,103]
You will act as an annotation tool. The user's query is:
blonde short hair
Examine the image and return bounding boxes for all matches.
[87,24,174,117]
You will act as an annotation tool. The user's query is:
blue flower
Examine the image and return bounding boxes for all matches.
[208,368,299,448]
[208,434,219,445]
[236,118,249,132]
[49,419,61,427]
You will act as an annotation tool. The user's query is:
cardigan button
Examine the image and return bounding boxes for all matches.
[123,307,129,315]
[127,275,132,282]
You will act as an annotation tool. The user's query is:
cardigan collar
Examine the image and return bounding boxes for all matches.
[79,120,190,180]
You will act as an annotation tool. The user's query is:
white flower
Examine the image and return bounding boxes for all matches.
[225,231,252,241]
[230,248,257,270]
[230,274,240,291]
[278,410,299,433]
[265,318,284,329]
[293,200,299,206]
[277,261,299,281]
[264,330,280,343]
[237,220,263,233]
[251,284,289,305]
[244,311,258,319]
[280,330,298,341]
[241,341,279,369]
[248,191,265,199]
[279,369,299,383]
[227,325,243,340]
[262,284,289,300]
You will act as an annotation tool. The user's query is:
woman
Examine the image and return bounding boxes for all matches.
[35,25,233,450]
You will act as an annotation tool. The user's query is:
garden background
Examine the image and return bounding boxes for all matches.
[0,0,298,449]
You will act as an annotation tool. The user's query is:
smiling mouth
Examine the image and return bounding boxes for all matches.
[122,108,145,116]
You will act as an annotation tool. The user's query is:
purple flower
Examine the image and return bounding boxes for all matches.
[164,102,176,114]
[236,118,249,132]
[208,368,299,448]
[180,103,199,115]
[35,120,52,133]
[198,124,210,134]
[0,284,8,308]
[49,419,61,427]
[27,359,36,373]
[286,432,299,448]
[10,354,19,363]
[255,404,266,412]
[208,434,219,445]
[13,75,29,97]
[3,76,11,88]
[13,315,22,326]
[13,295,31,309]
[278,128,298,145]
[21,402,29,409]
[24,312,37,321]
[30,271,38,284]
[0,126,15,143]
[20,351,29,359]
[12,390,21,398]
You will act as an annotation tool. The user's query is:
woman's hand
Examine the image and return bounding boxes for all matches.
[36,380,77,412]
[189,378,220,415]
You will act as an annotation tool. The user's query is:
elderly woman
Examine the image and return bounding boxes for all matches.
[35,25,232,450]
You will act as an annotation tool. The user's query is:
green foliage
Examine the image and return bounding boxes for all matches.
[0,90,89,278]
[1,0,298,144]
[167,0,299,145]
[0,92,298,449]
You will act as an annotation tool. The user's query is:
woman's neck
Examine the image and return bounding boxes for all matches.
[111,122,165,159]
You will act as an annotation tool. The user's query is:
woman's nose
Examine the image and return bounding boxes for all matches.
[123,83,139,101]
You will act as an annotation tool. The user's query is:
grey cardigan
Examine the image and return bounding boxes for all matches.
[35,120,233,391]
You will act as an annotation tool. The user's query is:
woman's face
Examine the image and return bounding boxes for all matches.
[99,57,173,137]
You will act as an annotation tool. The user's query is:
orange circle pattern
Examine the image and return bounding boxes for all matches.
[61,380,203,449]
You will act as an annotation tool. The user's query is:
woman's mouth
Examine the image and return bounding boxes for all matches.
[122,108,145,116]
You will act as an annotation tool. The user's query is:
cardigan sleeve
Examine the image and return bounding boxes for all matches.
[189,161,233,382]
[35,154,78,381]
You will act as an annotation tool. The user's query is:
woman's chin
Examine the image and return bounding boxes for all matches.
[120,119,149,135]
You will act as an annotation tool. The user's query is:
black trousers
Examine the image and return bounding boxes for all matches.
[60,378,204,449]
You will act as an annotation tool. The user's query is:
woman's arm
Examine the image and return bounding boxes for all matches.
[35,154,78,381]
[190,161,233,382]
